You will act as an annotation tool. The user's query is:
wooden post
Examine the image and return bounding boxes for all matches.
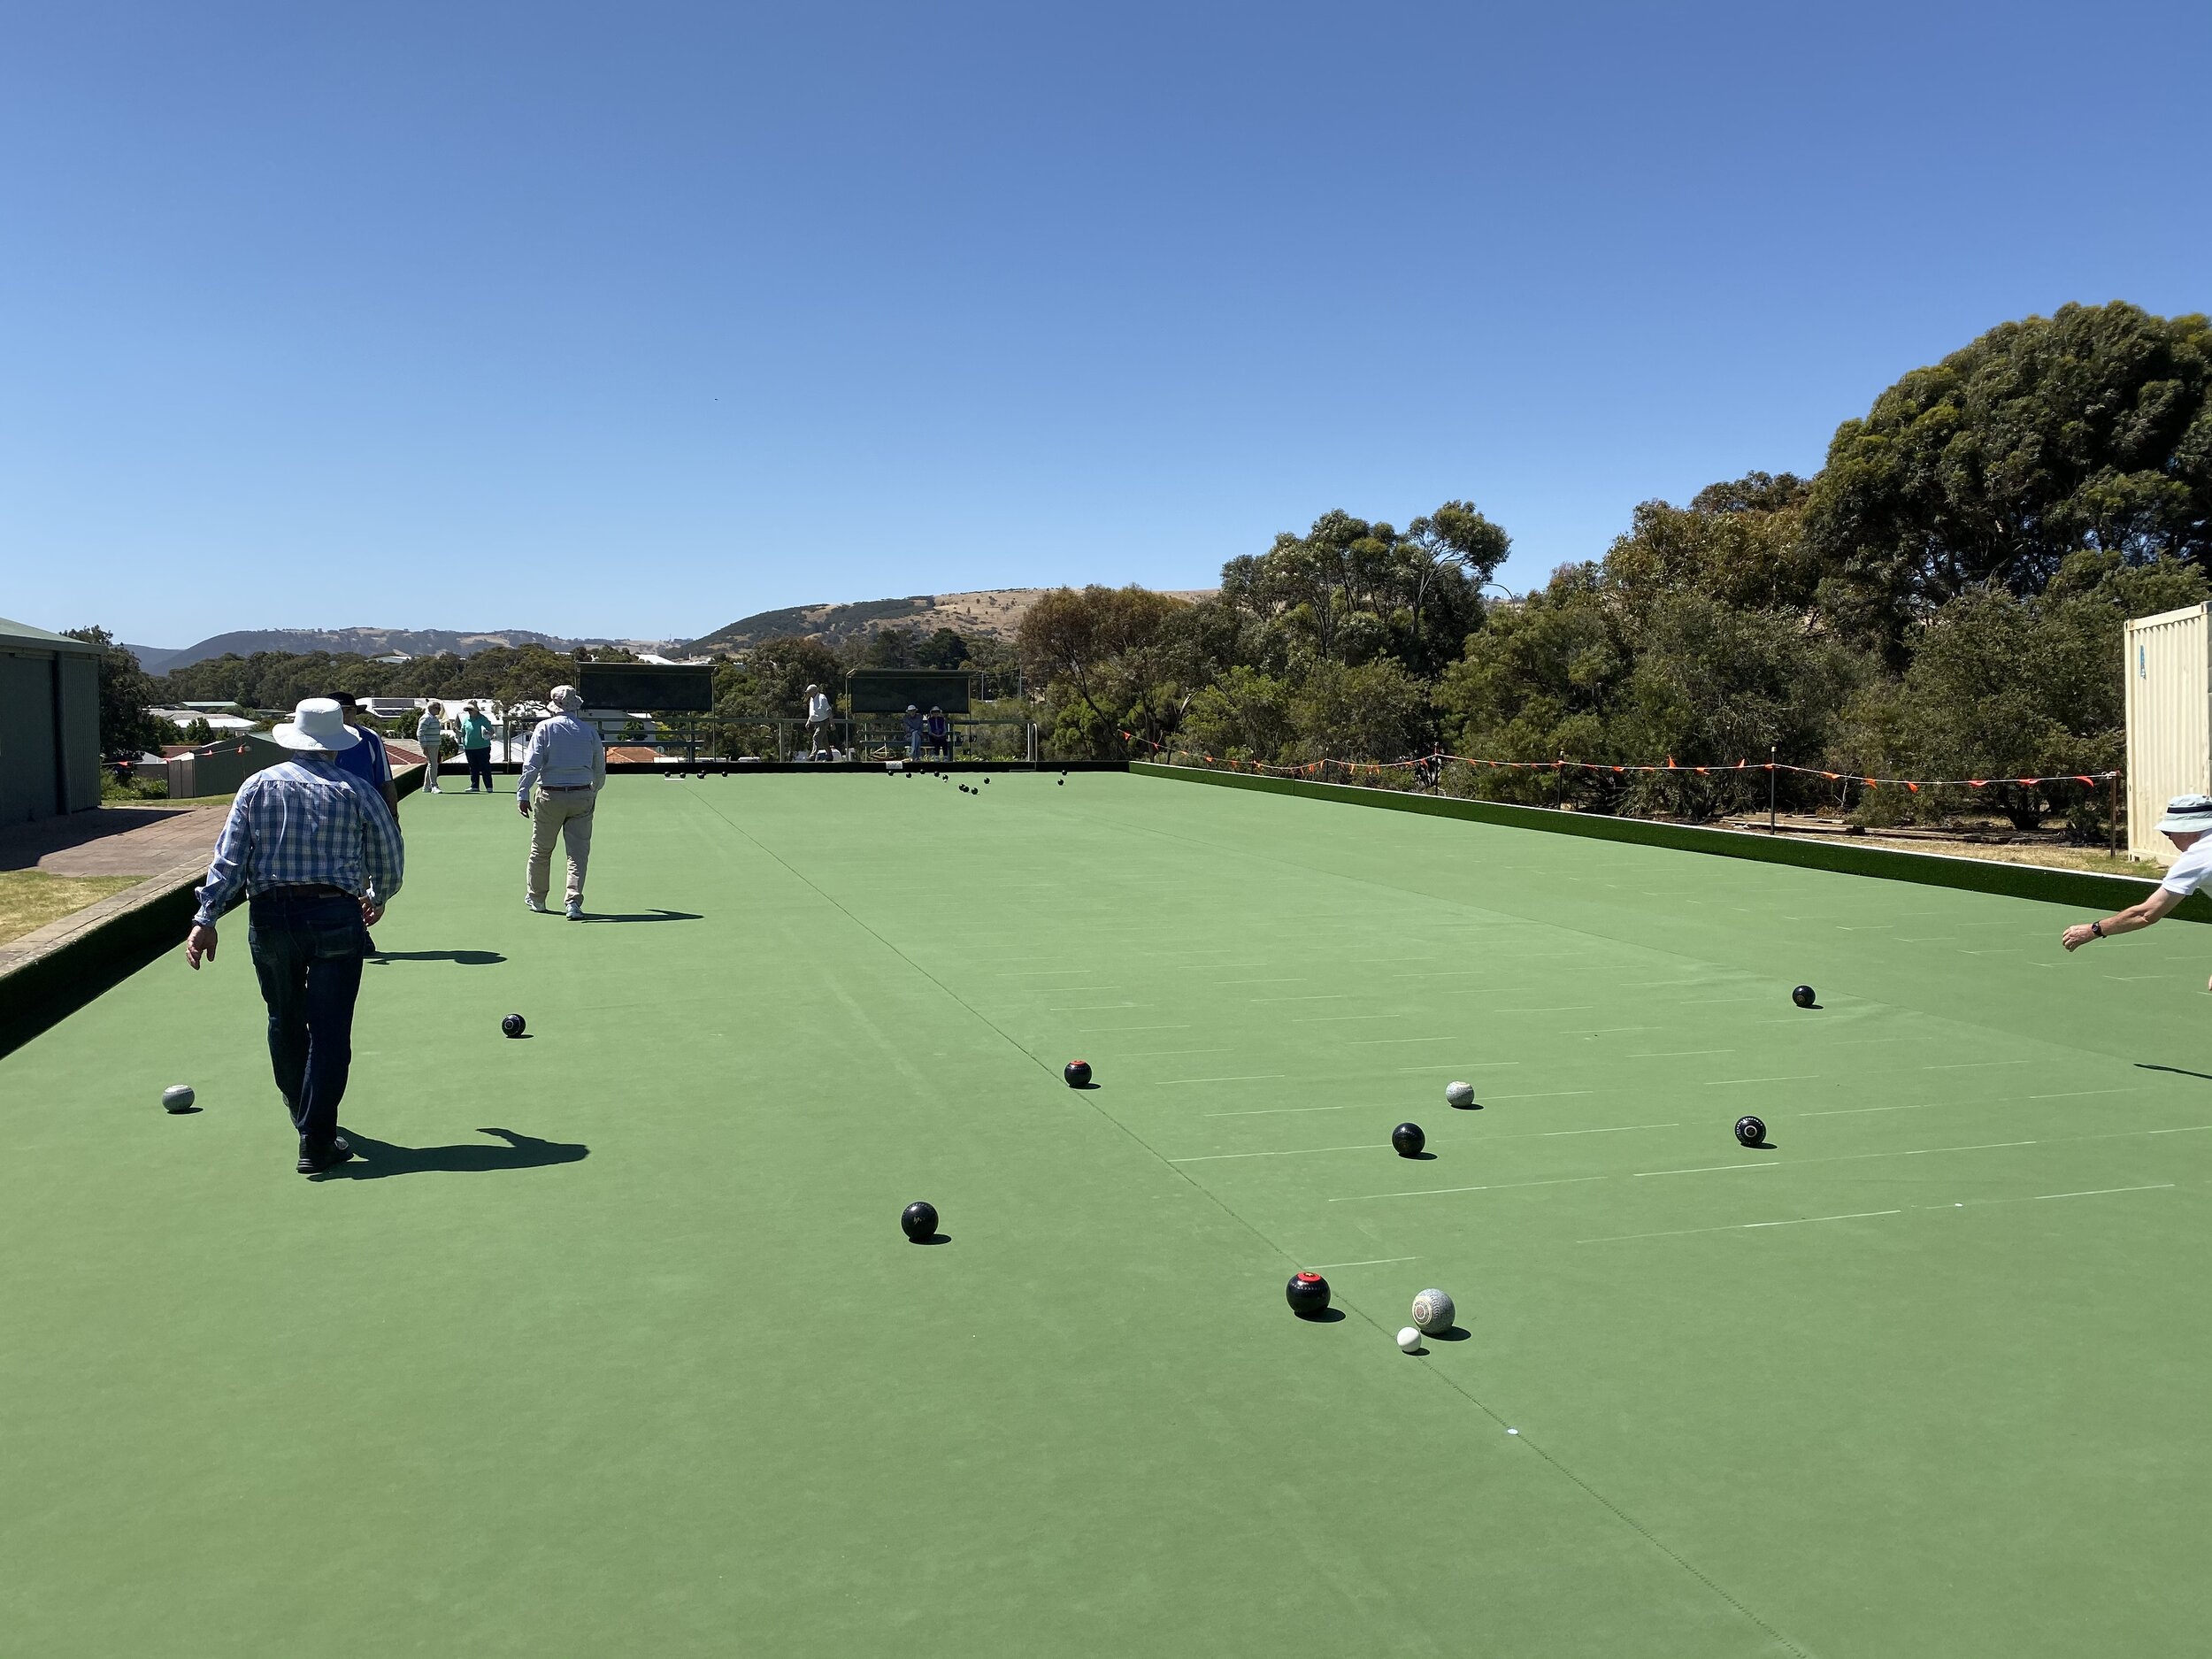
[1769,744,1778,833]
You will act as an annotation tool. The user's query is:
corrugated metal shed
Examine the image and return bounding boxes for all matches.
[0,616,103,826]
[2124,603,2212,859]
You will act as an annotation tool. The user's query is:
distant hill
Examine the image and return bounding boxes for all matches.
[686,588,1216,655]
[127,626,676,675]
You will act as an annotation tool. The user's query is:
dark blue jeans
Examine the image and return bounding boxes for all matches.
[465,748,494,789]
[247,891,369,1143]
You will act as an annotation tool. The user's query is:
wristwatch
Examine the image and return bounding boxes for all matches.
[2090,920,2105,938]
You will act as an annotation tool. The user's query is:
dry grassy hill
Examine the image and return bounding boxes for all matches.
[687,588,1215,654]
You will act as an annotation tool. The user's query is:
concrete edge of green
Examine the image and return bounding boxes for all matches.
[0,764,429,1060]
[1130,761,2208,923]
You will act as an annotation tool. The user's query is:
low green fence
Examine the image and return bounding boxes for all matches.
[1130,761,2207,921]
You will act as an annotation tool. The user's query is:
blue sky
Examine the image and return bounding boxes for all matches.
[4,1,2207,648]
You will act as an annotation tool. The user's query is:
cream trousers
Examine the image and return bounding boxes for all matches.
[527,787,595,903]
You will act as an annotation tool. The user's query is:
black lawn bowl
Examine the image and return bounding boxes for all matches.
[901,1201,939,1242]
[1793,985,1816,1009]
[1391,1122,1426,1157]
[501,1013,526,1039]
[1286,1271,1332,1318]
[1064,1059,1092,1089]
[1735,1115,1767,1148]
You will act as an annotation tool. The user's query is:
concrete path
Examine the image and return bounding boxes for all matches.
[0,804,229,878]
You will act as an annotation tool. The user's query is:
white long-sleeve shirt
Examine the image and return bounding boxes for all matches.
[806,693,832,724]
[518,712,608,795]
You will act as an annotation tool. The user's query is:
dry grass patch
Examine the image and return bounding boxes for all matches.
[0,872,145,947]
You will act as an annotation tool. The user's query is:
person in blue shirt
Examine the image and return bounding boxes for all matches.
[925,705,950,760]
[187,698,404,1175]
[902,704,925,761]
[330,693,398,818]
[518,684,608,919]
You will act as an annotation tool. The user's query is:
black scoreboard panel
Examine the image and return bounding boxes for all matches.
[574,663,714,712]
[844,670,972,713]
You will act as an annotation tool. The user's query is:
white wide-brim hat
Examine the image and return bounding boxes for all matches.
[549,684,584,711]
[2156,795,2212,834]
[273,697,361,752]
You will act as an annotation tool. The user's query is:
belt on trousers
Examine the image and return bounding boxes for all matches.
[257,883,351,901]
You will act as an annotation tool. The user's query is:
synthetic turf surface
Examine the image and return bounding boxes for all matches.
[4,772,2210,1656]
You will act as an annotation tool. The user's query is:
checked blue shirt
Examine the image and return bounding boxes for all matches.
[194,757,405,927]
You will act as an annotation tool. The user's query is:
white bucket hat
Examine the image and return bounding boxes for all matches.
[550,684,584,712]
[2156,795,2212,835]
[273,697,361,752]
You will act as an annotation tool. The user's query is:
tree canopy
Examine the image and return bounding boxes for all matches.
[1805,302,2212,661]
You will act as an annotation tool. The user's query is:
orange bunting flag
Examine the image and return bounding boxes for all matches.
[1666,757,1676,768]
[1969,779,1985,787]
[2017,778,2035,787]
[1907,781,1919,793]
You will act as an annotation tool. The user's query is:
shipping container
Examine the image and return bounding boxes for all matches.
[2124,603,2212,858]
[0,616,103,826]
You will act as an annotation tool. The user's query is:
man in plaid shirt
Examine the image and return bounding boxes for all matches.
[188,698,404,1175]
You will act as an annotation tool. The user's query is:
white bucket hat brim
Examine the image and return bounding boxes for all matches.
[2156,795,2212,835]
[272,697,361,752]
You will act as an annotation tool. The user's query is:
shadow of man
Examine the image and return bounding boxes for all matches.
[319,1126,588,1179]
[365,949,507,966]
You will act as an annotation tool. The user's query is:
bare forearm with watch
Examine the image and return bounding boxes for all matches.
[2061,889,2183,950]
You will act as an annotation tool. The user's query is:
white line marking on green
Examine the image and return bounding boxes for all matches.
[1306,1256,1417,1269]
[1634,1162,1778,1178]
[1157,1073,1287,1086]
[1329,1175,1609,1203]
[1579,1209,1901,1245]
[1170,1143,1379,1163]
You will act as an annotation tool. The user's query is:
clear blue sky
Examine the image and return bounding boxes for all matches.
[4,2,2207,649]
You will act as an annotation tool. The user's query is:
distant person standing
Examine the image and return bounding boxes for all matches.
[804,684,833,758]
[329,694,399,818]
[458,702,496,793]
[926,705,950,760]
[185,697,403,1176]
[416,702,448,793]
[518,684,607,920]
[902,703,925,761]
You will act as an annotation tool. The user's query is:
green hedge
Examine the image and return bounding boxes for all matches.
[1130,762,2207,921]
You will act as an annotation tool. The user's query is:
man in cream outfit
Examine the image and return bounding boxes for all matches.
[518,685,607,920]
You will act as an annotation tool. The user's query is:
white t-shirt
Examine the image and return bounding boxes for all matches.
[806,694,831,724]
[2161,841,2212,896]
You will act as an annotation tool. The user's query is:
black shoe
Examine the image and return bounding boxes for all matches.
[298,1133,355,1175]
